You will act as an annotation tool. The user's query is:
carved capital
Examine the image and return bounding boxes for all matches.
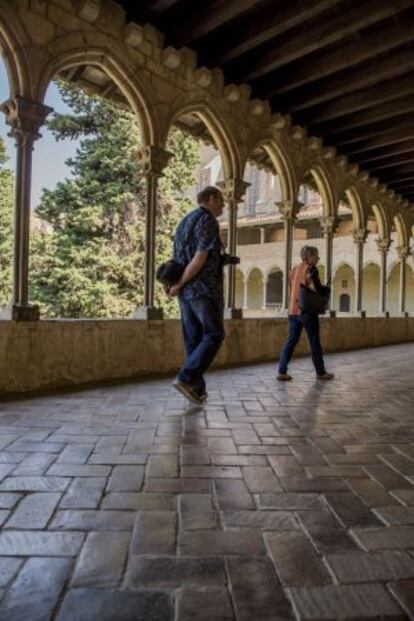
[1,96,52,144]
[138,145,172,176]
[352,228,368,244]
[276,199,303,221]
[217,178,250,203]
[396,245,410,259]
[376,237,392,253]
[320,216,338,235]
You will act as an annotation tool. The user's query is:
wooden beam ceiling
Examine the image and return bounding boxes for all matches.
[117,0,414,204]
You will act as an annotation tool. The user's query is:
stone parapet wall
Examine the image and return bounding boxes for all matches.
[1,318,413,395]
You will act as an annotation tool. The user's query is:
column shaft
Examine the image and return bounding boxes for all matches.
[379,250,387,314]
[143,172,158,309]
[282,216,294,311]
[352,229,367,314]
[226,199,237,310]
[399,255,407,314]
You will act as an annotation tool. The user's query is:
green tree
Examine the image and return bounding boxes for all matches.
[0,138,14,307]
[30,85,199,318]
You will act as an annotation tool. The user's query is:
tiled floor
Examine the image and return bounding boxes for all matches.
[0,343,413,620]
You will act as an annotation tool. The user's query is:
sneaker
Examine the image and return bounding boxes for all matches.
[277,373,292,381]
[173,380,204,406]
[316,372,335,380]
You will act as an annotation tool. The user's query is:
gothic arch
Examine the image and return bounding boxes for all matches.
[0,6,31,97]
[299,163,337,217]
[371,203,390,239]
[393,213,409,248]
[343,186,366,231]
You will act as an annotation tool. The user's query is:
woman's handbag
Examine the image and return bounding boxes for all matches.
[298,284,329,315]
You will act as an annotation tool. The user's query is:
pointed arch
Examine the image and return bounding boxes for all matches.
[371,203,390,239]
[343,186,366,230]
[0,5,31,97]
[299,163,337,217]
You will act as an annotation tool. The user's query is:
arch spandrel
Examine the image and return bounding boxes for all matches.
[161,99,241,181]
[34,41,159,146]
[333,262,356,279]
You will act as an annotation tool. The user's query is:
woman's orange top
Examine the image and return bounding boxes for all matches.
[288,262,314,315]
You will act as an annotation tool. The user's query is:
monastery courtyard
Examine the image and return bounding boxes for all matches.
[0,344,411,620]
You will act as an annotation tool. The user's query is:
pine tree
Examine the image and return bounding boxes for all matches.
[30,85,199,318]
[0,138,14,308]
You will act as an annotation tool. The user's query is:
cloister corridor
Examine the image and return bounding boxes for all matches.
[0,344,412,620]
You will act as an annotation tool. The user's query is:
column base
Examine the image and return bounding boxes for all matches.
[327,310,336,318]
[224,307,243,320]
[12,304,40,321]
[354,310,366,318]
[398,311,409,318]
[377,311,390,318]
[133,306,164,320]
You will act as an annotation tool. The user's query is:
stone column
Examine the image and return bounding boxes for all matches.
[376,237,391,316]
[352,228,368,315]
[243,280,248,309]
[262,278,268,310]
[218,178,250,319]
[260,227,265,244]
[1,96,52,321]
[320,216,338,314]
[397,245,410,316]
[134,145,171,320]
[277,200,300,312]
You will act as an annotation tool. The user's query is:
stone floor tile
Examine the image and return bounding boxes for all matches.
[106,465,144,492]
[88,452,148,465]
[227,557,293,621]
[222,510,297,530]
[179,493,217,530]
[175,587,234,621]
[390,488,414,506]
[346,478,396,507]
[323,493,383,528]
[12,453,56,476]
[6,441,65,453]
[130,511,176,554]
[0,557,23,587]
[265,531,332,586]
[179,529,265,557]
[238,445,292,455]
[210,454,268,466]
[268,455,305,477]
[280,476,349,493]
[287,584,405,620]
[306,465,366,478]
[56,588,173,621]
[0,476,70,492]
[388,579,414,618]
[297,510,359,554]
[59,476,106,509]
[72,531,130,587]
[325,550,414,583]
[180,446,210,465]
[102,491,176,511]
[50,509,135,531]
[364,465,412,490]
[0,557,72,621]
[145,477,212,493]
[351,525,414,550]
[57,444,93,464]
[214,479,254,510]
[47,463,111,477]
[6,492,61,529]
[243,466,283,493]
[125,556,226,589]
[181,465,242,478]
[256,493,321,511]
[147,454,178,478]
[373,505,414,525]
[0,463,18,482]
[0,530,84,556]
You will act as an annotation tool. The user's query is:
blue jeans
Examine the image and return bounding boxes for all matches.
[278,313,326,375]
[178,297,225,395]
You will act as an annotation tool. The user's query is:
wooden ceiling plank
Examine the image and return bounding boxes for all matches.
[237,0,414,82]
[326,113,414,145]
[343,133,414,156]
[356,141,414,164]
[369,157,414,172]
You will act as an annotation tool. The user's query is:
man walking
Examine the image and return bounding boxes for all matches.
[169,186,225,406]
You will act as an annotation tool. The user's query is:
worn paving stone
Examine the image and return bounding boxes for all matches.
[266,531,332,586]
[179,529,265,556]
[0,530,84,556]
[130,511,176,554]
[6,492,61,529]
[0,557,72,621]
[364,465,412,490]
[59,476,106,509]
[227,557,293,621]
[179,493,217,530]
[346,478,396,507]
[297,510,359,555]
[388,580,414,618]
[56,588,173,621]
[373,505,414,525]
[323,493,383,528]
[280,477,349,493]
[0,476,70,492]
[324,550,414,583]
[287,584,405,620]
[0,558,23,587]
[88,452,148,465]
[12,453,56,476]
[175,588,234,621]
[125,556,226,589]
[214,479,254,510]
[106,465,144,492]
[102,491,176,511]
[256,492,321,511]
[72,531,130,587]
[351,525,414,550]
[50,509,135,531]
[243,466,283,493]
[222,510,297,530]
[145,477,212,493]
[47,463,111,478]
[390,488,414,506]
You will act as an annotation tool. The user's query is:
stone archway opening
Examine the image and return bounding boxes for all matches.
[246,268,264,311]
[266,269,283,310]
[363,263,380,315]
[333,264,355,313]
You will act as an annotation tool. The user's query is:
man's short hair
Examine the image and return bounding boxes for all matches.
[197,186,221,205]
[300,245,319,261]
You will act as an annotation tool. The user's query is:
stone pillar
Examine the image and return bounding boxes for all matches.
[243,280,248,309]
[397,245,410,316]
[260,227,265,244]
[218,178,250,319]
[134,145,172,320]
[376,237,391,316]
[1,96,52,321]
[320,216,338,314]
[352,228,368,315]
[277,200,300,312]
[262,278,268,310]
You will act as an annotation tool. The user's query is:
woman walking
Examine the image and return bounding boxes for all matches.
[277,245,335,381]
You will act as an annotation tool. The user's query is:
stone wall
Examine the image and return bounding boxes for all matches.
[1,318,413,395]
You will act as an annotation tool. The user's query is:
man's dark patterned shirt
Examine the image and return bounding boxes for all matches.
[173,206,223,301]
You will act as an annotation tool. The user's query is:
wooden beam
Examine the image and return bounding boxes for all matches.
[257,14,414,95]
[369,163,414,177]
[326,113,414,146]
[356,141,414,164]
[366,155,414,172]
[342,131,414,156]
[298,72,414,125]
[235,0,414,82]
[386,175,414,184]
[311,94,414,135]
[205,0,343,66]
[170,0,261,46]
